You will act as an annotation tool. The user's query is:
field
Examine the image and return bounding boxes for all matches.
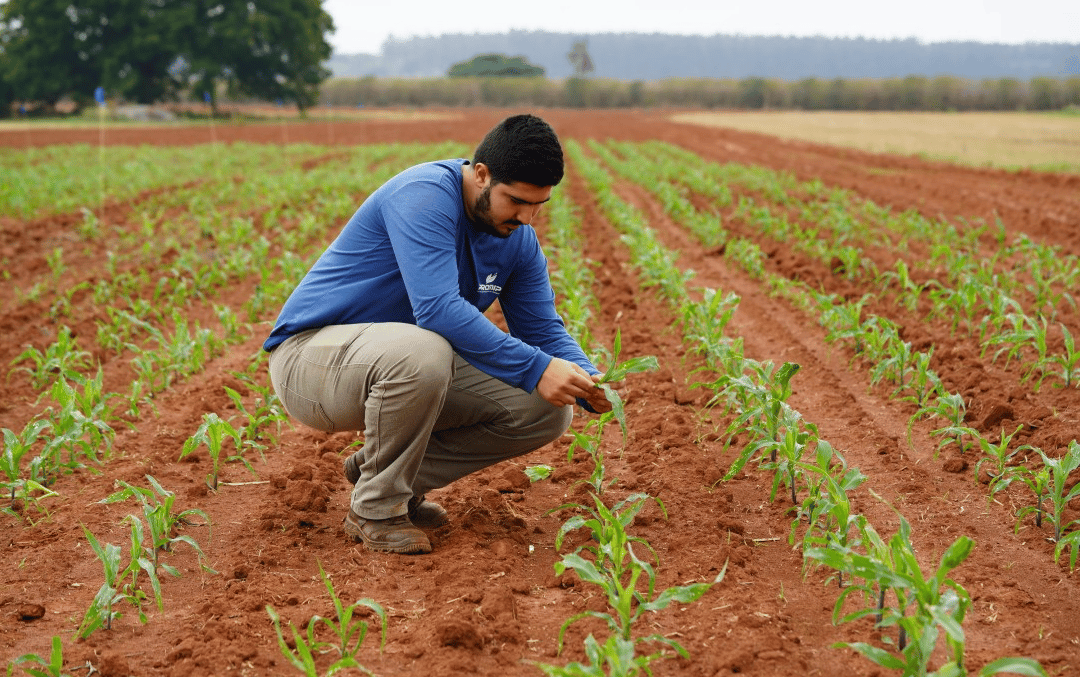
[2,109,1079,677]
[674,110,1080,173]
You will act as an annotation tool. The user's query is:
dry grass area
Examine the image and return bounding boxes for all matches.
[673,110,1080,172]
[0,105,457,130]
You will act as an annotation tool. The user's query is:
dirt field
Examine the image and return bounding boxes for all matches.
[1,110,1079,677]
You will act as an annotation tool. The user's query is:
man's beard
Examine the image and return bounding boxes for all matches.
[471,185,519,238]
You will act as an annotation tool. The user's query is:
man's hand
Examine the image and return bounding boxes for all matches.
[537,358,612,413]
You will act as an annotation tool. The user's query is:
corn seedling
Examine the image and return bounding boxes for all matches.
[310,562,387,664]
[76,525,126,638]
[1043,323,1079,389]
[973,425,1029,494]
[100,475,213,571]
[823,514,1045,677]
[722,361,803,479]
[223,383,288,452]
[792,442,866,587]
[9,326,93,390]
[179,412,248,490]
[1029,443,1080,543]
[552,492,722,672]
[1,420,56,523]
[265,563,387,677]
[8,636,71,677]
[1010,462,1052,534]
[909,393,976,457]
[40,371,117,472]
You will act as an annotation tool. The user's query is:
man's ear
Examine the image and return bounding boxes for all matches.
[473,162,491,188]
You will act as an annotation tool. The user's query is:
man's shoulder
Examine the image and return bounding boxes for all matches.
[392,158,467,187]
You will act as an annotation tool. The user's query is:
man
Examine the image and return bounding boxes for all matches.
[263,114,610,554]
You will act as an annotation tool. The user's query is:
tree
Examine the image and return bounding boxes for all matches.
[447,53,545,77]
[0,0,101,110]
[176,0,333,114]
[0,0,334,113]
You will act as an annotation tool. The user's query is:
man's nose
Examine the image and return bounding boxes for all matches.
[518,203,541,224]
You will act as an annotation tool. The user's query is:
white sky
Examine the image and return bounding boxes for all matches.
[324,0,1080,55]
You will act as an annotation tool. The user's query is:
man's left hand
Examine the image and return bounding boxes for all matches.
[577,368,614,414]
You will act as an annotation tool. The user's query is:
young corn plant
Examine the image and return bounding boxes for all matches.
[792,442,867,588]
[179,413,249,490]
[265,562,387,677]
[819,514,1046,677]
[1,420,57,523]
[909,393,977,457]
[1030,443,1080,544]
[76,525,126,638]
[723,362,802,480]
[9,326,93,390]
[41,371,117,473]
[1042,323,1079,389]
[592,329,660,444]
[223,383,287,453]
[1010,462,1051,535]
[8,636,70,677]
[100,475,213,571]
[550,493,723,674]
[973,425,1029,493]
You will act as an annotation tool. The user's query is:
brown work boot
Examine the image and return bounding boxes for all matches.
[343,510,431,554]
[408,495,449,529]
[343,451,361,485]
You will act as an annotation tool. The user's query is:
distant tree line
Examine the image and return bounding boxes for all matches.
[0,0,334,117]
[330,31,1080,81]
[323,75,1080,111]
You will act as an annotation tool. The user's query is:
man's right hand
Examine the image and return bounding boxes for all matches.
[537,357,599,408]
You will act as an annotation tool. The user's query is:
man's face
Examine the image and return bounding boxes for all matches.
[470,180,552,238]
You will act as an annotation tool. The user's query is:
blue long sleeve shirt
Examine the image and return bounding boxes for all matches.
[263,159,597,393]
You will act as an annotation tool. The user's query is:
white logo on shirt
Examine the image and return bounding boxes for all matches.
[479,271,502,293]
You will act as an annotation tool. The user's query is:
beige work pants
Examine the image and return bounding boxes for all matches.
[268,323,572,520]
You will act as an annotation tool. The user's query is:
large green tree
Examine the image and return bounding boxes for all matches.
[0,0,102,108]
[0,0,333,111]
[189,0,334,113]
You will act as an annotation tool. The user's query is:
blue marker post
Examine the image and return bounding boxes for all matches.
[326,101,334,145]
[277,98,289,146]
[95,87,106,215]
[204,90,218,146]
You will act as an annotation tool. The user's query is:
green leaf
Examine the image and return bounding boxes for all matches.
[835,641,906,670]
[978,657,1047,676]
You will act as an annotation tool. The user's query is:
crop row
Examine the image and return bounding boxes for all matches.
[567,138,1051,676]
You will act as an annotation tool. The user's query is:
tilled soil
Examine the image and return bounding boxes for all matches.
[1,110,1078,677]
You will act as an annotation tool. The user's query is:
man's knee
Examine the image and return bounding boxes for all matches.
[393,329,454,392]
[528,399,574,448]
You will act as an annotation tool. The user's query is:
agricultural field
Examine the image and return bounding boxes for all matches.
[674,110,1080,173]
[1,109,1079,677]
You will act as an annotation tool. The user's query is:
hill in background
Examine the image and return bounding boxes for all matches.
[330,31,1080,80]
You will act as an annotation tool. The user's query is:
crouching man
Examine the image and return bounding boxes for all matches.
[263,114,609,554]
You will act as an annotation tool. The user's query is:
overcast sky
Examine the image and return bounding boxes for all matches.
[324,0,1080,55]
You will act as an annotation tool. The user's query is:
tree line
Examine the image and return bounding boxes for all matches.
[324,75,1080,112]
[332,30,1080,81]
[0,0,334,117]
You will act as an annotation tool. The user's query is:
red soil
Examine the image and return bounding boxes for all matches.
[1,110,1078,676]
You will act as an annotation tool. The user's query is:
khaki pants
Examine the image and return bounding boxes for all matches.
[268,323,572,520]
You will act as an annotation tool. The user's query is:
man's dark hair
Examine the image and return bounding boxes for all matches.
[473,114,564,187]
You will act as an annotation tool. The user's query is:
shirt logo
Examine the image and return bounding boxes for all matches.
[478,271,502,294]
